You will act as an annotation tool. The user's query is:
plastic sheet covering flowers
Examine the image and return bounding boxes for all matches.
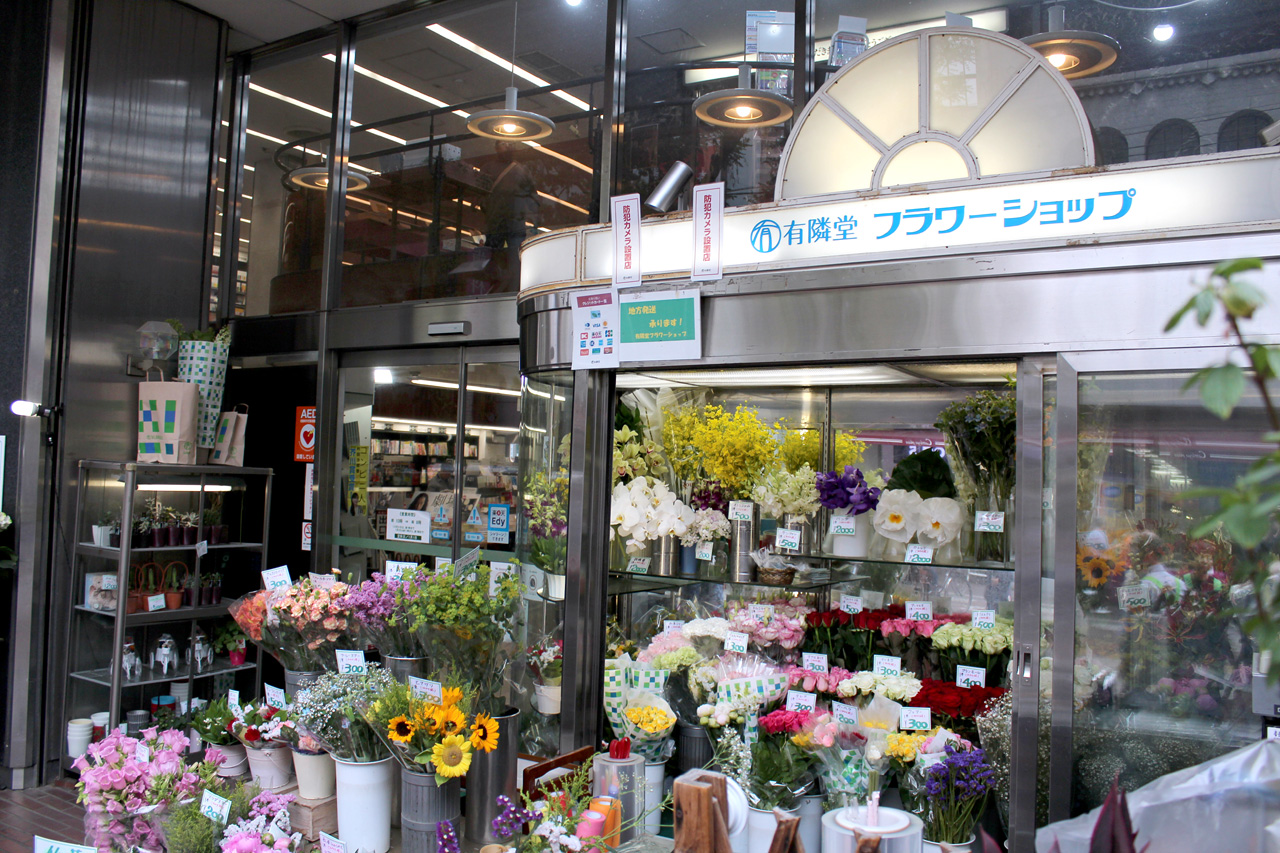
[603,657,676,761]
[726,597,813,652]
[920,744,996,844]
[290,666,396,762]
[396,563,522,716]
[340,570,424,658]
[229,701,295,749]
[815,466,882,514]
[267,578,358,671]
[609,478,695,553]
[710,652,789,708]
[363,680,497,783]
[74,726,221,853]
[220,791,303,853]
[749,709,819,810]
[751,464,821,519]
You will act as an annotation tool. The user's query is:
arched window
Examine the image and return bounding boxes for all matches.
[1218,110,1273,152]
[1095,126,1129,165]
[1145,119,1200,161]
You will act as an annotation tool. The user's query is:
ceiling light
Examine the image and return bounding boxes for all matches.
[1152,23,1174,42]
[468,86,556,140]
[694,64,793,128]
[615,365,913,388]
[410,378,522,397]
[426,23,591,112]
[283,165,370,192]
[1022,4,1119,79]
[374,368,394,384]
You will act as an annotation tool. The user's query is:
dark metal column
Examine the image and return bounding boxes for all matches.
[793,0,816,110]
[217,53,250,328]
[1049,354,1080,823]
[560,369,615,752]
[595,0,627,222]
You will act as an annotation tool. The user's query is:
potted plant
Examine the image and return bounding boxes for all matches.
[230,700,297,792]
[92,512,119,548]
[528,638,563,715]
[129,561,161,612]
[133,515,152,549]
[213,620,248,665]
[202,506,223,545]
[204,570,223,605]
[161,561,187,610]
[191,697,247,776]
[165,507,182,548]
[179,511,199,546]
[182,570,198,607]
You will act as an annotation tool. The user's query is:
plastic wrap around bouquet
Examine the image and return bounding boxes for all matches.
[713,653,789,707]
[604,657,676,761]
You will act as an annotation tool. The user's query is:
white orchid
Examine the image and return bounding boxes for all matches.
[0,512,10,532]
[912,497,965,547]
[872,489,924,543]
[609,479,695,553]
[751,464,822,518]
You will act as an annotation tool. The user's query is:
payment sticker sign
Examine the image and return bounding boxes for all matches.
[618,289,701,362]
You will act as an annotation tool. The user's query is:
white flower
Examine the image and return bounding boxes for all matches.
[609,479,695,548]
[752,465,821,518]
[872,489,923,542]
[912,497,964,547]
[682,617,729,641]
[0,512,10,532]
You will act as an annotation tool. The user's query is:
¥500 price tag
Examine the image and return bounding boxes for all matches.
[956,665,987,688]
[264,684,287,708]
[775,528,802,550]
[728,501,754,522]
[200,790,232,824]
[839,594,862,614]
[873,655,901,677]
[724,631,749,653]
[335,649,367,674]
[971,610,996,630]
[747,603,775,623]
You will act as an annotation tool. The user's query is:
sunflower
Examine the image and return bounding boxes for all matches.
[441,686,464,708]
[431,734,473,778]
[388,715,415,744]
[1080,557,1114,588]
[470,713,499,752]
[439,705,467,737]
[416,703,445,735]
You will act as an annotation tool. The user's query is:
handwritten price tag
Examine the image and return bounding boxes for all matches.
[227,689,240,710]
[309,571,336,588]
[832,701,859,725]
[905,544,934,564]
[200,790,232,824]
[147,594,166,611]
[410,677,443,704]
[454,547,482,578]
[264,684,287,708]
[775,528,802,550]
[974,512,1005,532]
[135,743,150,762]
[335,650,367,674]
[829,514,859,535]
[786,690,817,713]
[748,603,775,623]
[195,540,209,557]
[695,542,714,561]
[905,601,933,621]
[956,665,987,688]
[873,655,901,677]
[971,610,996,630]
[385,560,416,582]
[489,562,514,597]
[725,631,749,653]
[101,574,119,590]
[664,620,686,634]
[839,594,863,614]
[728,501,755,522]
[862,590,886,608]
[319,832,346,853]
[626,557,651,574]
[261,566,292,590]
[1118,584,1149,610]
[900,707,931,731]
[801,652,829,674]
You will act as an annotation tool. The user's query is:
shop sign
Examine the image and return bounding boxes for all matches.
[691,183,724,281]
[611,194,642,287]
[618,289,701,362]
[294,407,316,462]
[387,508,430,542]
[488,504,511,545]
[571,289,620,370]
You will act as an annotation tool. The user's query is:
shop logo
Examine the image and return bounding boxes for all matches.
[750,219,782,253]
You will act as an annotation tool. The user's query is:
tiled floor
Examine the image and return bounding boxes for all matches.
[0,783,86,853]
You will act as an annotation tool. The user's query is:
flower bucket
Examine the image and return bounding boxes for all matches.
[655,534,680,577]
[463,707,520,846]
[797,793,823,853]
[675,723,712,773]
[729,503,760,583]
[643,761,666,836]
[215,742,248,777]
[545,572,566,601]
[827,508,870,558]
[285,669,321,700]
[924,836,974,853]
[401,769,461,853]
[534,683,562,715]
[177,339,229,449]
[747,807,797,853]
[245,745,294,791]
[334,756,395,853]
[292,749,336,800]
[383,655,428,683]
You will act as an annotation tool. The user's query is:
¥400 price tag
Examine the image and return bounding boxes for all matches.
[956,665,987,688]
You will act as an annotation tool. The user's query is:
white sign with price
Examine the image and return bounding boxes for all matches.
[410,677,443,704]
[971,610,996,630]
[1268,726,1280,742]
[262,566,292,590]
[195,540,208,557]
[227,689,240,711]
[900,707,931,731]
[786,690,817,712]
[627,557,651,574]
[664,620,686,634]
[776,528,802,550]
[905,544,934,564]
[309,571,336,588]
[956,665,987,688]
[905,601,933,621]
[873,655,901,676]
[1118,584,1150,610]
[801,652,829,674]
[695,542,714,561]
[974,512,1005,532]
[386,560,417,582]
[264,684,287,707]
[135,742,150,762]
[489,562,514,596]
[839,594,863,614]
[832,701,859,725]
[728,501,754,522]
[34,838,96,853]
[147,594,166,611]
[200,790,232,824]
[748,603,775,623]
[335,650,367,674]
[830,514,859,535]
[319,831,347,853]
[725,631,750,653]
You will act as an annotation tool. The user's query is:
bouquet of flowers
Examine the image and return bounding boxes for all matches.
[220,790,303,853]
[835,671,923,706]
[74,726,221,853]
[726,597,813,654]
[524,470,568,575]
[192,697,238,747]
[341,571,424,658]
[396,564,522,716]
[529,638,563,686]
[749,709,819,810]
[609,478,695,553]
[268,578,358,671]
[679,508,731,548]
[228,590,269,646]
[602,659,678,761]
[751,465,821,519]
[229,702,294,749]
[291,666,397,762]
[815,466,882,515]
[709,653,789,708]
[363,681,499,782]
[919,744,996,845]
[929,619,1015,686]
[681,617,731,658]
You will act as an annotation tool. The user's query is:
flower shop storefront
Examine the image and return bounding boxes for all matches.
[515,28,1280,853]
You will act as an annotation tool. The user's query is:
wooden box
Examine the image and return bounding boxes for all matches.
[278,783,338,841]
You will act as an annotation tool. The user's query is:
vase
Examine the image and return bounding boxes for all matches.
[292,749,336,799]
[285,669,321,699]
[334,756,395,853]
[826,508,871,558]
[215,742,248,777]
[924,835,975,852]
[729,503,760,583]
[643,760,666,836]
[534,683,562,715]
[868,530,909,561]
[655,534,680,577]
[401,769,461,853]
[229,648,246,666]
[973,483,1014,566]
[747,806,798,853]
[545,572,566,600]
[164,591,183,610]
[463,707,520,846]
[798,793,823,853]
[679,545,698,576]
[245,745,294,791]
[383,655,428,683]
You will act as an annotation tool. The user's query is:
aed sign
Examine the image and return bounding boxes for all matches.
[295,407,316,462]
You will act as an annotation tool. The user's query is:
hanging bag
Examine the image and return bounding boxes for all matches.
[211,404,249,467]
[137,369,198,464]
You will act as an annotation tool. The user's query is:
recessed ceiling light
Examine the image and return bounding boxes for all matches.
[374,368,393,384]
[1152,23,1174,42]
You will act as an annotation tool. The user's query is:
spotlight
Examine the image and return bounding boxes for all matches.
[1152,24,1174,42]
[1022,4,1120,79]
[10,401,52,418]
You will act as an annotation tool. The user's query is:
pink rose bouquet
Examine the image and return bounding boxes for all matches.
[782,663,854,696]
[266,578,359,671]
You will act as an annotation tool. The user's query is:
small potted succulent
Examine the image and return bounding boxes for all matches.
[179,511,200,546]
[92,512,119,548]
[203,507,224,545]
[133,515,152,549]
[128,561,161,612]
[162,561,188,610]
[165,508,182,548]
[203,571,223,605]
[214,620,248,666]
[182,570,199,607]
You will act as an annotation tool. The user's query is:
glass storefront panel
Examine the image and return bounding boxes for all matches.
[209,60,234,324]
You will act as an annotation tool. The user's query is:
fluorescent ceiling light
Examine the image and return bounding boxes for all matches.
[411,378,522,397]
[524,387,566,401]
[372,416,519,434]
[537,191,588,215]
[374,368,394,384]
[219,157,255,171]
[615,365,914,388]
[250,82,406,145]
[136,484,232,492]
[426,24,591,112]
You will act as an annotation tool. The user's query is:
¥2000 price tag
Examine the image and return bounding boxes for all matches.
[839,594,862,614]
[956,665,987,688]
[801,652,829,674]
[971,610,996,630]
[724,631,749,653]
[785,690,817,713]
[829,514,859,536]
[905,544,934,564]
[335,649,367,674]
[872,655,901,677]
[626,557,651,574]
[900,707,931,731]
[200,790,232,824]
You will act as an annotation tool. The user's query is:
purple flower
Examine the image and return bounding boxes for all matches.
[690,481,729,515]
[924,745,996,804]
[436,819,461,853]
[492,794,539,838]
[815,467,881,513]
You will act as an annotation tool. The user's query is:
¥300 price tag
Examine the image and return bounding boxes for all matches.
[900,707,931,731]
[409,677,443,704]
[785,690,817,712]
[801,652,829,674]
[200,790,232,824]
[873,655,901,677]
[626,557,651,574]
[905,601,933,621]
[839,594,863,614]
[319,832,346,853]
[971,610,996,630]
[775,528,802,550]
[974,511,1005,532]
[261,566,292,590]
[905,544,934,564]
[724,631,749,653]
[956,665,987,688]
[335,650,367,674]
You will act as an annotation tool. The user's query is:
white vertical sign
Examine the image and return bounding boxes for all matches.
[691,183,724,281]
[571,289,620,370]
[303,463,314,521]
[611,194,642,287]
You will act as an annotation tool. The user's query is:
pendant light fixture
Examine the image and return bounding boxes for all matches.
[694,63,794,128]
[466,0,556,140]
[1022,3,1120,79]
[282,165,369,192]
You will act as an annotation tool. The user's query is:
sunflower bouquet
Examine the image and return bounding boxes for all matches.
[290,666,397,763]
[363,681,500,784]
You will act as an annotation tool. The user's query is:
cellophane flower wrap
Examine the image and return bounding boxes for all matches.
[220,790,303,853]
[638,627,708,724]
[603,658,677,761]
[227,590,284,665]
[268,578,358,671]
[712,653,789,710]
[340,570,424,658]
[229,702,295,749]
[396,563,522,716]
[291,666,396,762]
[74,727,221,853]
[749,709,819,810]
[726,596,814,655]
[362,680,500,782]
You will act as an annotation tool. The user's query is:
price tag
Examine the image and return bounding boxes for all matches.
[832,701,859,725]
[785,690,817,712]
[956,665,987,688]
[335,649,367,674]
[100,574,119,590]
[34,838,96,853]
[776,528,802,550]
[725,631,749,653]
[454,547,482,578]
[626,557,651,574]
[974,512,1005,532]
[261,566,292,590]
[410,677,443,704]
[971,610,996,630]
[146,594,166,611]
[195,540,209,557]
[862,590,886,608]
[905,601,933,621]
[264,684,287,708]
[664,620,686,634]
[1118,584,1150,610]
[905,544,934,564]
[385,560,416,582]
[200,790,232,824]
[134,743,150,762]
[309,571,336,588]
[900,707,931,731]
[728,501,755,522]
[829,514,859,535]
[839,594,863,614]
[489,562,514,596]
[696,542,714,561]
[1267,726,1280,742]
[873,655,901,677]
[319,832,346,853]
[801,652,829,674]
[748,603,775,623]
[227,689,240,710]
